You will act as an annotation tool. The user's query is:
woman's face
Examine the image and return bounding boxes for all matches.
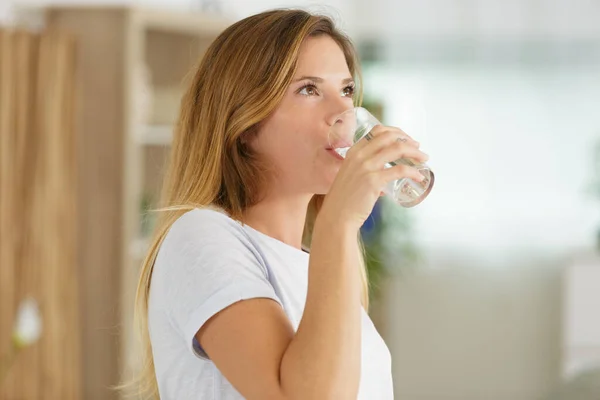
[250,35,355,196]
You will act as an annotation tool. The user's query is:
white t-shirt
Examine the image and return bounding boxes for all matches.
[148,207,394,399]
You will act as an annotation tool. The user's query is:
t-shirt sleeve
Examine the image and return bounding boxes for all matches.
[152,209,282,360]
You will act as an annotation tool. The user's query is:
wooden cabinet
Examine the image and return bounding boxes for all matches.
[42,6,228,399]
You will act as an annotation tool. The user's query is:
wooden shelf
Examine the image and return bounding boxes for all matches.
[42,6,229,399]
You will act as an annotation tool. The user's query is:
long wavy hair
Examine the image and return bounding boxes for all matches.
[126,9,367,399]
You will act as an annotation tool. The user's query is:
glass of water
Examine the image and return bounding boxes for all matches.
[328,107,434,207]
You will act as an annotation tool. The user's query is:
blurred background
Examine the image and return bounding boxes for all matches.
[1,0,599,399]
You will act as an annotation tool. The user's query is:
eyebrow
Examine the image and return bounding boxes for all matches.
[294,76,355,85]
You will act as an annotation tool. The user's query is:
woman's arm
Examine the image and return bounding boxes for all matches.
[197,126,427,399]
[279,215,362,399]
[195,216,361,400]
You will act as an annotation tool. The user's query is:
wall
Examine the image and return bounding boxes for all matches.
[385,254,563,400]
[353,0,600,39]
[366,56,600,400]
[365,63,600,255]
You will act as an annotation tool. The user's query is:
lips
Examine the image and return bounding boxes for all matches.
[326,148,345,161]
[327,139,352,150]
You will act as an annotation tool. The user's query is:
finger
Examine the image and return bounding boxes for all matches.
[379,163,426,185]
[346,125,416,158]
[367,125,420,147]
[356,129,419,163]
[372,140,429,168]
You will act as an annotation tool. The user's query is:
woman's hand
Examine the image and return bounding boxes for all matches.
[320,125,428,230]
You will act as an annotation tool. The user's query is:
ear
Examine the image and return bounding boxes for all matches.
[239,125,259,147]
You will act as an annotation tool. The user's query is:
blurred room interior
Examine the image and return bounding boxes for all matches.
[1,0,599,399]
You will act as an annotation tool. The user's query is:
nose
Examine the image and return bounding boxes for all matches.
[324,96,355,149]
[325,95,353,127]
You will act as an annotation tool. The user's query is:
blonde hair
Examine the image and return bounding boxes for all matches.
[126,9,368,399]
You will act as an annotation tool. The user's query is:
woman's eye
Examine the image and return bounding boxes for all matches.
[342,85,355,97]
[297,83,354,97]
[299,85,318,96]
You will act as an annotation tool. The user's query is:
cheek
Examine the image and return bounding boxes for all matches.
[253,108,331,182]
[277,138,313,171]
[262,118,316,158]
[255,129,311,173]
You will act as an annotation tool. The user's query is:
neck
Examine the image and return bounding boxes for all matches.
[241,189,314,251]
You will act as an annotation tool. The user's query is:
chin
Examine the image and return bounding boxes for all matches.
[312,177,335,195]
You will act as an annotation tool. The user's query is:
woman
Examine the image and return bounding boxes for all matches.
[133,8,428,400]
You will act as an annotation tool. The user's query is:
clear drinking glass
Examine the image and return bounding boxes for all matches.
[328,107,434,207]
